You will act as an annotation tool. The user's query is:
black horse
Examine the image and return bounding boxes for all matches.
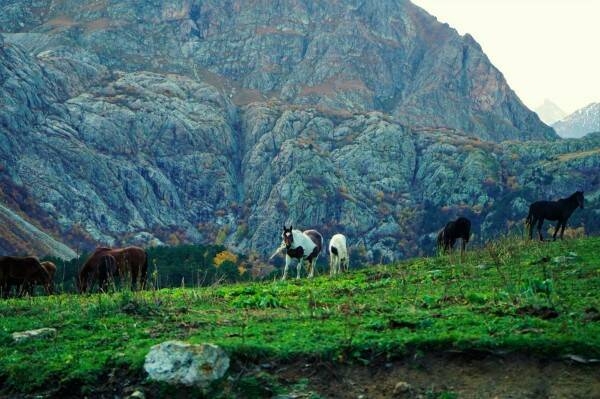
[526,190,584,241]
[437,217,471,255]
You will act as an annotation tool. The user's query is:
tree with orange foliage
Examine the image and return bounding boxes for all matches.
[213,250,238,267]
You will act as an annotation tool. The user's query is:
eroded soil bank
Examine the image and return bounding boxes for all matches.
[290,352,600,398]
[4,352,600,398]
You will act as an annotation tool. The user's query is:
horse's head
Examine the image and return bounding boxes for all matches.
[576,190,584,209]
[282,225,294,248]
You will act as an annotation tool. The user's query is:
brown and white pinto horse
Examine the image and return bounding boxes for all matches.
[279,225,323,280]
[0,256,53,297]
[78,246,147,293]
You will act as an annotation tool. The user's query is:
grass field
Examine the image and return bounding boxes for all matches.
[1,236,599,397]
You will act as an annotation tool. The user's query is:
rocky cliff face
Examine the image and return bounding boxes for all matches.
[0,1,596,263]
[1,0,554,141]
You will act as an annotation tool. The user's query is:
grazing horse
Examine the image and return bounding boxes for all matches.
[437,217,471,255]
[329,233,349,276]
[78,246,147,293]
[78,254,118,293]
[526,190,584,241]
[0,256,53,297]
[278,225,323,280]
[25,261,57,293]
[40,261,57,281]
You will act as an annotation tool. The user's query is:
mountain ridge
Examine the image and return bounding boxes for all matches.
[0,0,555,141]
[553,102,600,138]
[0,2,597,262]
[534,99,566,125]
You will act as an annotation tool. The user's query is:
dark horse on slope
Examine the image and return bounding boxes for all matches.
[526,190,584,241]
[437,217,471,255]
[78,246,148,293]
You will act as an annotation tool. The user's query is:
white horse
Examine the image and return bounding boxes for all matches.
[328,233,348,276]
[274,225,323,280]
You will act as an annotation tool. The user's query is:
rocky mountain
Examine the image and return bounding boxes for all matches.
[0,0,555,142]
[553,102,600,138]
[534,99,566,125]
[0,1,597,263]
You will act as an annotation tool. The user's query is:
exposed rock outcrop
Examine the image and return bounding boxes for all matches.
[0,1,554,141]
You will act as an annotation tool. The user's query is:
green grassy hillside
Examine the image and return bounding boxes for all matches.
[1,236,600,397]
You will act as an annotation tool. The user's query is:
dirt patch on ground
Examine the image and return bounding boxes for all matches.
[271,352,600,399]
[4,352,600,398]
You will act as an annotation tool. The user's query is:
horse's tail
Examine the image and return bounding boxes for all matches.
[141,250,149,289]
[525,207,533,227]
[320,232,325,255]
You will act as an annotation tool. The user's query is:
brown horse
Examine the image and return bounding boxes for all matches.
[40,261,57,281]
[78,253,118,293]
[0,256,54,297]
[78,246,148,293]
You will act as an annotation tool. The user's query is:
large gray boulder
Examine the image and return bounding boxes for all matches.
[144,341,229,387]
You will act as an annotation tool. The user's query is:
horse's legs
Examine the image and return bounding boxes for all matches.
[528,217,535,239]
[18,282,33,297]
[560,221,567,240]
[442,238,450,253]
[131,266,138,291]
[140,264,147,290]
[552,220,562,241]
[282,255,291,280]
[308,257,317,278]
[536,218,544,241]
[329,255,336,277]
[296,258,304,279]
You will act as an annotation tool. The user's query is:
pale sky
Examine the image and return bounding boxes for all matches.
[411,0,600,114]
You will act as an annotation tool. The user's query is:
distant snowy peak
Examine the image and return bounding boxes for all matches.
[553,102,600,138]
[535,99,566,125]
